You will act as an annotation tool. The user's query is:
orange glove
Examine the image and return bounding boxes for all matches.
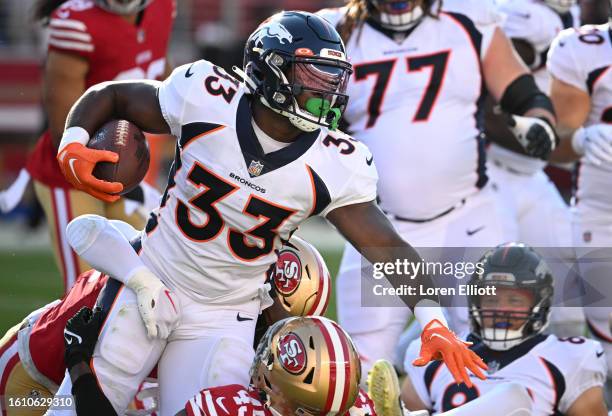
[57,143,123,203]
[413,319,488,387]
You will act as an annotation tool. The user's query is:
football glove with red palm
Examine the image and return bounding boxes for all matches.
[412,319,487,387]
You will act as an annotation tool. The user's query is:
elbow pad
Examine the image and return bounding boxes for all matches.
[499,74,555,116]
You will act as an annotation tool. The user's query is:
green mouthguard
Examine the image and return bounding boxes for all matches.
[305,97,341,131]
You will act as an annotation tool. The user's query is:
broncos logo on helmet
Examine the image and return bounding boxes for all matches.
[238,11,352,132]
[252,22,294,46]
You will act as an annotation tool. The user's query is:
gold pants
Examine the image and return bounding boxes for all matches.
[0,323,52,416]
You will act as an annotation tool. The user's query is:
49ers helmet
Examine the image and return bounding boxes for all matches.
[240,11,352,132]
[468,243,554,351]
[251,316,361,416]
[95,0,151,14]
[271,236,331,317]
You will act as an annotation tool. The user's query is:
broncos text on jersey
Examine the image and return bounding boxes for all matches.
[318,1,500,219]
[141,60,377,305]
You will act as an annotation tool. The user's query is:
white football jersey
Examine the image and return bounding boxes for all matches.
[405,334,607,415]
[319,1,499,219]
[547,24,612,211]
[496,0,578,90]
[140,60,377,305]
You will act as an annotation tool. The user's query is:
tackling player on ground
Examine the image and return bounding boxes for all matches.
[62,312,378,416]
[52,11,485,414]
[0,223,330,416]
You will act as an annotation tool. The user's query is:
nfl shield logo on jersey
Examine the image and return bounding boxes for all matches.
[248,160,264,177]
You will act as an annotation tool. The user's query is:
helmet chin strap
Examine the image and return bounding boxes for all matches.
[378,5,424,31]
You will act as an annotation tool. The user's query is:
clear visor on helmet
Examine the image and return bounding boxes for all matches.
[267,51,352,130]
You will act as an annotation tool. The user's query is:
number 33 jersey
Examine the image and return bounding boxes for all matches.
[405,334,607,415]
[319,2,500,220]
[142,60,377,305]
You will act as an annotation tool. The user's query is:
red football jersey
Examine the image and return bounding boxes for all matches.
[184,385,377,416]
[28,270,108,385]
[27,0,175,187]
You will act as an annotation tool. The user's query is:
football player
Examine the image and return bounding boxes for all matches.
[51,11,486,415]
[0,225,330,416]
[317,0,557,375]
[485,0,577,247]
[402,243,608,415]
[62,312,377,416]
[9,0,175,292]
[485,0,584,337]
[547,4,612,394]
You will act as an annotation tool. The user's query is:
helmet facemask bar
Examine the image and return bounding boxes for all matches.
[469,282,552,351]
[369,0,426,30]
[260,50,352,132]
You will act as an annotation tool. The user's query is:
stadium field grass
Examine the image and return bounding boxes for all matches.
[0,249,343,335]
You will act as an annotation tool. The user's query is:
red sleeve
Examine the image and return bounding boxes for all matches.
[343,388,377,415]
[184,385,271,416]
[47,3,96,59]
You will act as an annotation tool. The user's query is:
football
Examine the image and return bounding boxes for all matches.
[88,120,150,195]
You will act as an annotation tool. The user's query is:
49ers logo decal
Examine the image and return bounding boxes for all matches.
[274,250,302,295]
[277,333,307,374]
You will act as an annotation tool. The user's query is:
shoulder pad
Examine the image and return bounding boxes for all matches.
[316,7,348,29]
[48,0,99,56]
[442,0,502,26]
[499,0,563,52]
[158,60,245,138]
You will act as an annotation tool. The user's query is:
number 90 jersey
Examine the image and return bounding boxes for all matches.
[318,2,500,219]
[404,334,607,415]
[142,60,377,305]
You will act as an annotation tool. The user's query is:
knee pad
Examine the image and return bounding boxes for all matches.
[97,298,160,376]
[66,214,109,255]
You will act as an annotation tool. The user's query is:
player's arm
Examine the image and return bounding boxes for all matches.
[548,75,592,163]
[44,50,89,149]
[565,386,608,416]
[327,201,487,387]
[580,0,610,24]
[400,377,429,412]
[483,28,557,160]
[64,307,119,416]
[57,80,170,201]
